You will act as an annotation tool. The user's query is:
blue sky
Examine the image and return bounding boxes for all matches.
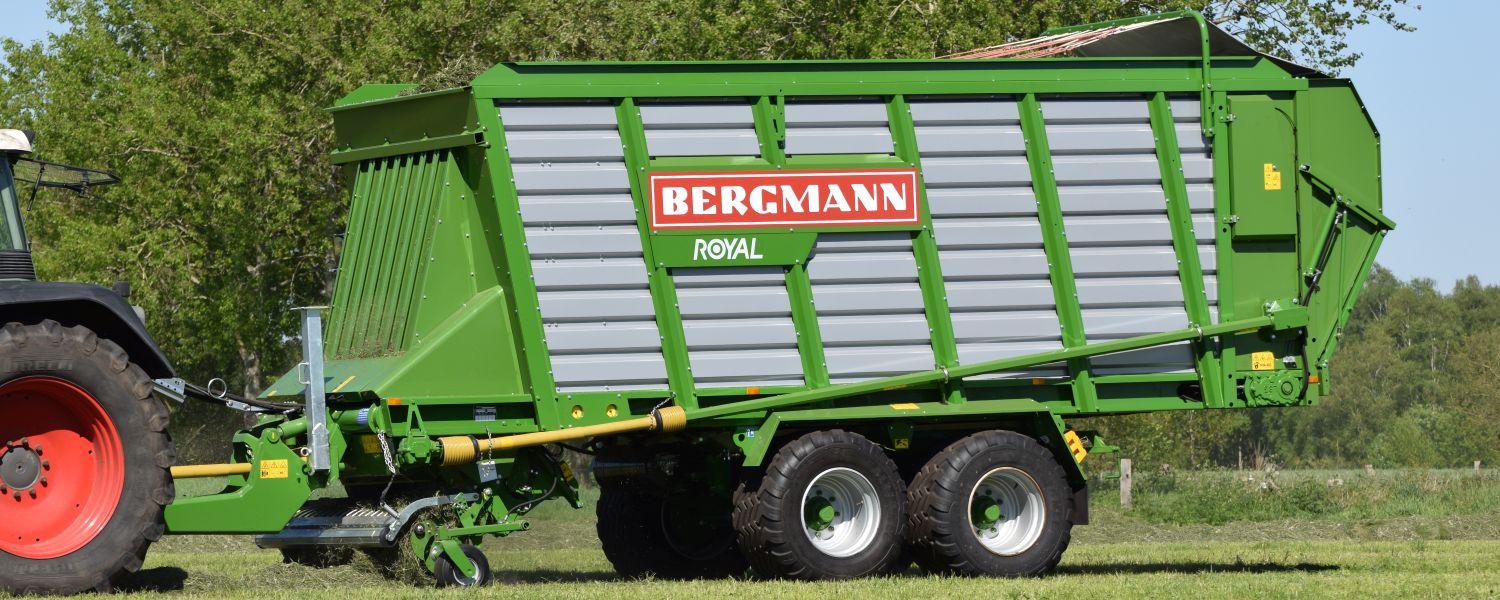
[3,3,1493,289]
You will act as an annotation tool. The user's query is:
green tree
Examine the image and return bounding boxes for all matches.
[1,0,1416,457]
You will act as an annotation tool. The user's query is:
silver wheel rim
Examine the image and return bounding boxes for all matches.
[800,467,881,558]
[968,467,1046,556]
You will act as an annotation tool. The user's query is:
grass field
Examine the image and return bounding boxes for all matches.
[48,470,1500,598]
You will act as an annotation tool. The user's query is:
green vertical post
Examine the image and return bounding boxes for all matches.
[617,98,698,409]
[1148,92,1225,408]
[473,100,561,429]
[1210,90,1237,404]
[1018,93,1098,413]
[888,95,963,403]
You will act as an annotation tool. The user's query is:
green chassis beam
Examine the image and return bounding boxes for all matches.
[687,312,1285,422]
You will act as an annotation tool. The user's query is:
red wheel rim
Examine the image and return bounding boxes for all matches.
[0,376,125,559]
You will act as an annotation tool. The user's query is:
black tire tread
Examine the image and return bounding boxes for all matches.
[0,320,175,595]
[905,430,1071,577]
[597,482,746,580]
[733,429,905,580]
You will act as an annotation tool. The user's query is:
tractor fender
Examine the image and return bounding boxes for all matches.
[0,281,174,378]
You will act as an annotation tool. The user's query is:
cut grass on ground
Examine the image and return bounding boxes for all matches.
[24,470,1500,598]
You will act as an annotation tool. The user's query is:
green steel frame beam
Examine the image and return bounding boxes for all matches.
[473,100,562,430]
[752,95,831,390]
[618,98,698,409]
[1018,93,1098,413]
[1148,92,1225,408]
[688,313,1283,422]
[888,94,963,403]
[1209,90,1236,404]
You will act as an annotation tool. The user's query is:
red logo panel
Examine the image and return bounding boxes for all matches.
[648,168,921,230]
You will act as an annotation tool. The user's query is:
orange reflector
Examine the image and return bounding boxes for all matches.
[1031,378,1046,385]
[746,387,761,395]
[387,397,403,406]
[1308,375,1321,384]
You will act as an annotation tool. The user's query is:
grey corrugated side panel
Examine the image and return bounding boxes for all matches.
[1041,97,1150,123]
[785,101,891,125]
[928,187,1038,217]
[955,340,1065,364]
[825,345,936,382]
[1052,156,1163,185]
[946,280,1058,310]
[1168,98,1200,121]
[686,348,805,385]
[530,257,652,290]
[1045,123,1156,154]
[1175,123,1209,152]
[1182,155,1214,180]
[551,352,669,391]
[536,289,658,321]
[807,253,922,283]
[677,287,794,318]
[908,99,1021,125]
[639,102,756,127]
[920,156,1032,187]
[807,232,913,252]
[1058,185,1167,214]
[1082,306,1190,342]
[967,368,1071,381]
[1077,275,1219,307]
[1090,341,1194,371]
[913,125,1026,156]
[1183,184,1214,212]
[1063,215,1176,246]
[808,282,927,315]
[505,130,625,161]
[1070,246,1180,276]
[951,310,1062,343]
[933,217,1045,249]
[519,193,637,225]
[674,266,788,286]
[523,225,643,258]
[543,320,666,353]
[819,314,931,346]
[785,127,896,155]
[644,129,762,157]
[511,162,631,193]
[937,249,1050,281]
[681,316,799,349]
[499,103,618,130]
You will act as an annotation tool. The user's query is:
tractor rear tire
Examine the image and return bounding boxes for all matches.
[733,430,906,580]
[0,320,175,595]
[904,430,1072,577]
[597,482,747,579]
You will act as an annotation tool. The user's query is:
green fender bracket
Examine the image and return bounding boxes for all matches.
[731,399,1083,482]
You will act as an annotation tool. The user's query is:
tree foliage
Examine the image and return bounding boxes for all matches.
[1,1,1419,459]
[1098,267,1500,469]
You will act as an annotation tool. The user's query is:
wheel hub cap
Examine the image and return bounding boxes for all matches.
[0,442,42,490]
[968,467,1046,556]
[800,467,880,558]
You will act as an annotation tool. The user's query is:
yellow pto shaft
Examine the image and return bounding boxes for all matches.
[437,406,687,466]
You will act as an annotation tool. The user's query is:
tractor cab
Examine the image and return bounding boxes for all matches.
[0,128,119,281]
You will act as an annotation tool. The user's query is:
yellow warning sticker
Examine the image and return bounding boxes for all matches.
[259,459,289,479]
[1263,163,1282,190]
[893,438,911,449]
[889,403,920,410]
[361,435,380,454]
[560,461,576,482]
[1251,351,1276,371]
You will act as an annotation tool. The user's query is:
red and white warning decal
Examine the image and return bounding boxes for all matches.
[648,168,921,230]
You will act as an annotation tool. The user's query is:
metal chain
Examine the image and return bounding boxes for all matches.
[375,431,399,520]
